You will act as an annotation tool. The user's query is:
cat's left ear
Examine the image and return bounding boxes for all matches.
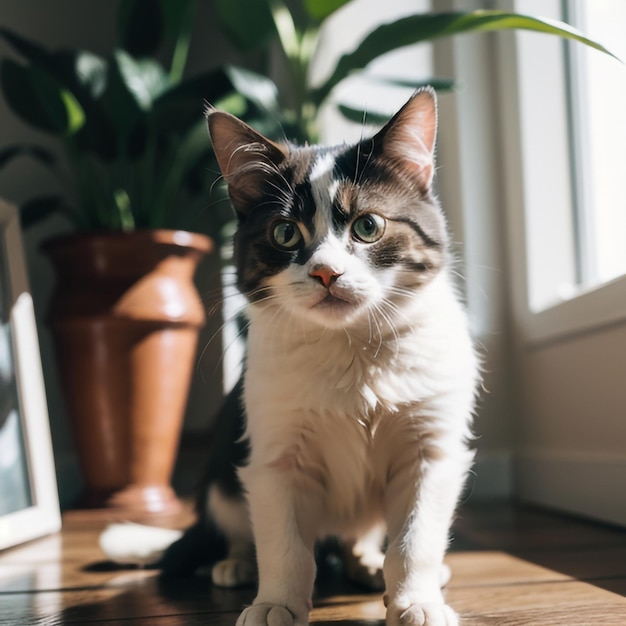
[206,107,288,214]
[372,87,437,192]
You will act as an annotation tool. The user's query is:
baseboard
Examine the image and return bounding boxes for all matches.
[516,451,626,527]
[466,451,514,500]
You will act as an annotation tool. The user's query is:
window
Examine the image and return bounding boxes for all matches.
[565,0,626,289]
[496,0,626,342]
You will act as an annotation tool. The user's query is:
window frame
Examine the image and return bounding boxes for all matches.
[496,0,626,346]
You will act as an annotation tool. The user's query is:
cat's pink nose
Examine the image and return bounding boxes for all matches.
[309,265,341,288]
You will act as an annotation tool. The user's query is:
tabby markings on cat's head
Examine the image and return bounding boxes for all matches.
[207,88,448,330]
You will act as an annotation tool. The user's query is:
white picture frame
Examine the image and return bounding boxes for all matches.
[0,199,61,551]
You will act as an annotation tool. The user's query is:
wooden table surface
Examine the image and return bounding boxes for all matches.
[1,502,626,625]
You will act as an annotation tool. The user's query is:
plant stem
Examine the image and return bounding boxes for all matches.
[265,0,315,142]
[63,138,101,229]
[169,0,196,84]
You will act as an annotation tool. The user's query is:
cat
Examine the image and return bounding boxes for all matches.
[100,87,479,626]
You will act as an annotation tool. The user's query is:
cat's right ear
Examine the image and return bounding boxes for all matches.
[207,109,288,214]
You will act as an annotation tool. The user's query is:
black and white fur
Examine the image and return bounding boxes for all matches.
[101,89,479,626]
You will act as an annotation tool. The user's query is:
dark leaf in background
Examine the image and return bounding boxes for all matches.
[0,145,56,170]
[98,52,145,155]
[160,0,196,41]
[215,0,276,50]
[51,49,108,99]
[0,27,55,70]
[118,0,164,57]
[151,67,234,134]
[337,104,395,127]
[335,77,456,128]
[364,76,456,91]
[19,195,67,227]
[48,50,118,159]
[155,67,233,104]
[1,59,85,135]
[303,0,351,22]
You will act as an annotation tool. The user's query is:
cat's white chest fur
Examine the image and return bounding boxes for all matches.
[242,271,477,538]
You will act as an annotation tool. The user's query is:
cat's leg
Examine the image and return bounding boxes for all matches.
[235,465,320,626]
[211,536,256,587]
[207,485,256,588]
[382,442,473,626]
[342,523,386,590]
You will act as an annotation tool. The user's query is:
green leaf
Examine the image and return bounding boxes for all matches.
[365,76,456,91]
[312,10,621,105]
[160,0,196,40]
[45,50,119,160]
[149,118,211,227]
[215,0,276,50]
[2,43,117,158]
[117,0,164,57]
[0,27,55,69]
[98,53,145,151]
[155,67,233,106]
[0,144,56,170]
[303,0,351,22]
[151,67,235,135]
[114,50,169,110]
[161,0,196,83]
[113,188,135,231]
[1,59,85,135]
[337,104,392,127]
[224,65,281,115]
[19,195,67,228]
[213,92,247,116]
[51,49,108,99]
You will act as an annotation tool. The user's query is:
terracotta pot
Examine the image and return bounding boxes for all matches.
[44,230,212,519]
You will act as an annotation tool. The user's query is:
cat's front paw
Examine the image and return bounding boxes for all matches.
[386,601,458,626]
[236,603,295,626]
[211,558,255,587]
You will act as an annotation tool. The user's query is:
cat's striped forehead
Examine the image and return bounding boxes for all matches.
[278,141,388,236]
[278,141,438,238]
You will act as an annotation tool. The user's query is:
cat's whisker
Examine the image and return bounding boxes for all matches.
[210,318,252,382]
[208,172,226,196]
[343,327,353,348]
[356,141,375,186]
[202,288,247,317]
[382,298,417,332]
[375,302,402,359]
[196,313,245,381]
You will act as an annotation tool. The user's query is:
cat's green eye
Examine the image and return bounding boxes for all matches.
[352,214,385,243]
[271,220,303,250]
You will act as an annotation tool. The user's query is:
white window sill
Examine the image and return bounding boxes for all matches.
[523,273,626,346]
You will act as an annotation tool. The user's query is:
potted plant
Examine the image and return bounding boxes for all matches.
[0,0,242,519]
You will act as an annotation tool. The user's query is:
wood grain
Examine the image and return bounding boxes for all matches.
[1,503,625,625]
